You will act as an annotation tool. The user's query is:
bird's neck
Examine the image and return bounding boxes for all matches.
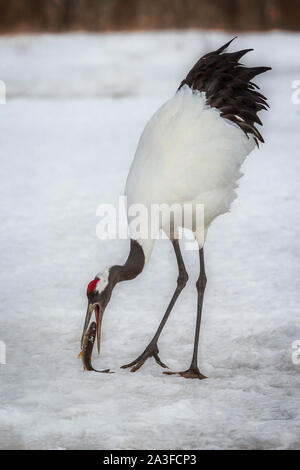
[109,239,145,285]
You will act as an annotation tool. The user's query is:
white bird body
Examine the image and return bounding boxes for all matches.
[125,85,255,261]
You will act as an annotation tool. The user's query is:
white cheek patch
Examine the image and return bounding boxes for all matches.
[95,268,110,293]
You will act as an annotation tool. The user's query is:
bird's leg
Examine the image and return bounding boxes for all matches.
[164,247,207,379]
[121,239,188,372]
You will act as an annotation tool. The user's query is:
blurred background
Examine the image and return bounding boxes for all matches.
[0,0,299,33]
[1,0,300,452]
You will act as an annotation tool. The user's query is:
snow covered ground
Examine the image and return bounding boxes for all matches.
[0,31,300,450]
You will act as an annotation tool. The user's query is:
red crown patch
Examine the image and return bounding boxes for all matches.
[87,278,98,295]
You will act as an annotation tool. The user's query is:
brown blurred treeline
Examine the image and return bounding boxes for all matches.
[0,0,299,33]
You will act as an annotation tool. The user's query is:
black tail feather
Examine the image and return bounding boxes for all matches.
[179,38,271,145]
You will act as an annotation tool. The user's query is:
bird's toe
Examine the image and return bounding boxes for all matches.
[163,368,206,380]
[130,361,145,372]
[153,353,168,369]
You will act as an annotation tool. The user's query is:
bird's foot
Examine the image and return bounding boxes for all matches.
[121,342,168,372]
[164,366,206,380]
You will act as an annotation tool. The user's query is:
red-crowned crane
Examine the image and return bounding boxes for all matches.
[81,38,271,379]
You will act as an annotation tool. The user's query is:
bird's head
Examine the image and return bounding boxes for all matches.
[80,240,145,355]
[81,268,114,354]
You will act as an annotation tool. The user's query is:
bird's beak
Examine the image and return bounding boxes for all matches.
[95,303,104,354]
[81,302,104,354]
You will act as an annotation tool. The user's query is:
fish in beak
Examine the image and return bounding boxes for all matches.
[79,321,112,373]
[81,302,104,354]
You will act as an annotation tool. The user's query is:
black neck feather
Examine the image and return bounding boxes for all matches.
[110,239,145,285]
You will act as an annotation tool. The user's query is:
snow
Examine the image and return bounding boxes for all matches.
[0,30,300,450]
